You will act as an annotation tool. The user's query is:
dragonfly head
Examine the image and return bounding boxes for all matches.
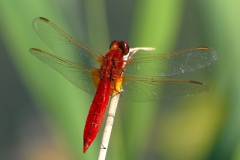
[110,40,130,55]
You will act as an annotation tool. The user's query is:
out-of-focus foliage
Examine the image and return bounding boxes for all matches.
[0,0,239,160]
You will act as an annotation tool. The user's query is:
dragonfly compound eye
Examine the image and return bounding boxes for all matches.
[109,40,119,50]
[118,41,130,55]
[110,40,130,55]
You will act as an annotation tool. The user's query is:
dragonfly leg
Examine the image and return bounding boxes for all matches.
[111,86,122,95]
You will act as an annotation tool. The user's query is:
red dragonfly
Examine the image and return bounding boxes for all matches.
[30,17,218,153]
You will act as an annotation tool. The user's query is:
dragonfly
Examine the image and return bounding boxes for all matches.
[30,17,218,153]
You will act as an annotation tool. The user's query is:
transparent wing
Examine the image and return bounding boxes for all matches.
[125,46,218,76]
[32,17,102,70]
[30,48,98,95]
[121,76,208,101]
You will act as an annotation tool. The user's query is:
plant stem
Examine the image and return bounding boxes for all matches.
[98,93,120,160]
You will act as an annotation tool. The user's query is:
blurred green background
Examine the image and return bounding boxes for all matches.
[0,0,238,160]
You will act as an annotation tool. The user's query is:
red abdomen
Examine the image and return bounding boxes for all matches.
[83,78,111,153]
